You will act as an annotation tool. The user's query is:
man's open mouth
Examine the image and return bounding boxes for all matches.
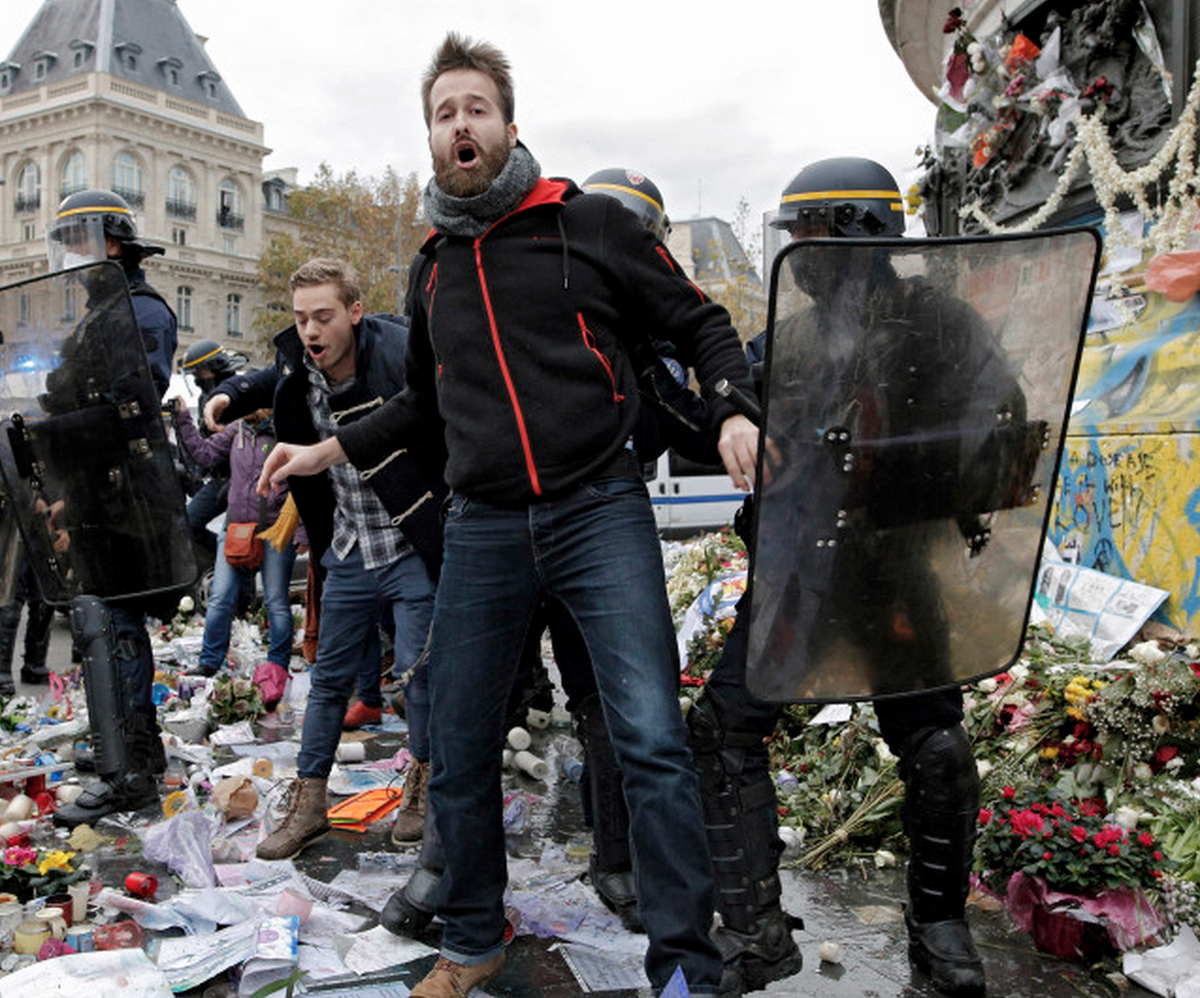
[308,343,326,358]
[455,143,478,166]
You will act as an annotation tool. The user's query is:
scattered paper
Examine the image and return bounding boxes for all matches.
[0,949,173,998]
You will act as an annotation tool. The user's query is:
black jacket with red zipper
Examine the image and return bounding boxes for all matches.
[336,176,753,504]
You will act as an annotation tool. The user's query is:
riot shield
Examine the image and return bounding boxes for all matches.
[0,262,196,604]
[746,229,1100,702]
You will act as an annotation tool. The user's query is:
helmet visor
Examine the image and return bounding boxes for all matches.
[46,214,108,273]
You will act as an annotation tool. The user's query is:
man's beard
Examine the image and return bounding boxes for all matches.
[434,141,511,197]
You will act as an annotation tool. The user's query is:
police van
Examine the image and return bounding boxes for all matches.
[645,451,744,537]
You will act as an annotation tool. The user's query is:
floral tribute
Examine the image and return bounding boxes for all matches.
[921,4,1200,254]
[975,786,1170,897]
[0,845,88,901]
[664,529,1200,955]
[206,673,266,727]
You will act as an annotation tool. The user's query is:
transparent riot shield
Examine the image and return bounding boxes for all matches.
[0,262,196,604]
[746,229,1100,702]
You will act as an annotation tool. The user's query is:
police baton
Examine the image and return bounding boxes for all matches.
[712,378,761,427]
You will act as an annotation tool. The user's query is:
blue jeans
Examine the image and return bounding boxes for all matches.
[297,545,435,778]
[428,478,722,993]
[200,523,296,671]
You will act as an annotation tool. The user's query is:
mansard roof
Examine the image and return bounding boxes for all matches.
[2,0,245,117]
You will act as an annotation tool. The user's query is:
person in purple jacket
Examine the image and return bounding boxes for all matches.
[171,401,299,680]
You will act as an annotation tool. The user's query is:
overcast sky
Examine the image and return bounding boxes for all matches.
[6,0,941,252]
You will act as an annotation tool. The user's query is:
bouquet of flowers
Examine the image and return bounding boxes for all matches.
[207,673,265,727]
[976,785,1171,897]
[0,845,88,901]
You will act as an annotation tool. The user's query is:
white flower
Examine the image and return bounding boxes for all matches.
[873,738,895,763]
[1152,714,1171,735]
[1129,641,1166,666]
[874,849,897,869]
[1113,806,1141,831]
[976,759,993,779]
[1134,763,1154,782]
[1186,644,1199,660]
[1009,664,1029,682]
[977,678,999,693]
[178,595,195,614]
[1167,757,1185,772]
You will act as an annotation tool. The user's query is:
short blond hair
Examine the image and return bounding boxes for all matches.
[422,32,514,126]
[289,258,361,309]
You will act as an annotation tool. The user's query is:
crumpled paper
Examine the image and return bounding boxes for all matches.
[1123,924,1200,998]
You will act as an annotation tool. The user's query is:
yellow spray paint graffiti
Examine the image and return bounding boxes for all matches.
[1052,277,1200,629]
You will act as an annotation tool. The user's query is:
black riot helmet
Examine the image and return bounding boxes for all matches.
[47,188,164,272]
[582,168,670,241]
[771,157,905,239]
[183,339,240,385]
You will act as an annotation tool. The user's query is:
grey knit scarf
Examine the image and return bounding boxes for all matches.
[423,143,541,238]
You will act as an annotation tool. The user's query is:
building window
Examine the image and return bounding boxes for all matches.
[217,179,244,230]
[0,71,10,90]
[115,43,142,73]
[111,151,144,207]
[15,162,40,214]
[165,165,196,220]
[172,227,187,246]
[176,286,193,331]
[18,293,30,327]
[222,235,236,256]
[73,50,84,68]
[226,294,242,337]
[22,222,35,242]
[34,62,45,81]
[63,286,78,322]
[59,150,88,200]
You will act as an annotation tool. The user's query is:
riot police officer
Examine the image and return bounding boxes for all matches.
[42,189,181,826]
[692,158,987,997]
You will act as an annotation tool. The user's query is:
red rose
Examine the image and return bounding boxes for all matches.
[1139,832,1155,847]
[1108,844,1121,856]
[1042,851,1052,861]
[1154,851,1163,861]
[1002,786,1017,800]
[1071,826,1088,843]
[978,808,993,826]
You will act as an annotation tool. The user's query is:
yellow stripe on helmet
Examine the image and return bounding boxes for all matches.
[56,204,134,220]
[783,189,902,203]
[584,182,663,212]
[183,346,223,369]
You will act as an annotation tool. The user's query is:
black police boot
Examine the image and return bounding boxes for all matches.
[575,694,642,932]
[52,597,159,828]
[900,725,986,998]
[381,794,443,937]
[380,863,441,937]
[19,598,55,686]
[688,692,802,992]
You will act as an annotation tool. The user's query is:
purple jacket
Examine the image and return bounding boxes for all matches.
[173,409,304,543]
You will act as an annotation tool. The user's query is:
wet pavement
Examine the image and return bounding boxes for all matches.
[5,615,1161,997]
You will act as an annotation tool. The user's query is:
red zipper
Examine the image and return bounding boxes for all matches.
[475,240,542,495]
[577,313,625,402]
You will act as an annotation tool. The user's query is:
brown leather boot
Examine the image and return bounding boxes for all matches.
[391,758,429,845]
[256,777,331,860]
[410,952,505,998]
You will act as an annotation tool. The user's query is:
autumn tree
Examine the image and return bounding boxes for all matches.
[254,164,427,347]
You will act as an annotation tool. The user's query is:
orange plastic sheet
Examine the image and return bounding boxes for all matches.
[326,787,403,832]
